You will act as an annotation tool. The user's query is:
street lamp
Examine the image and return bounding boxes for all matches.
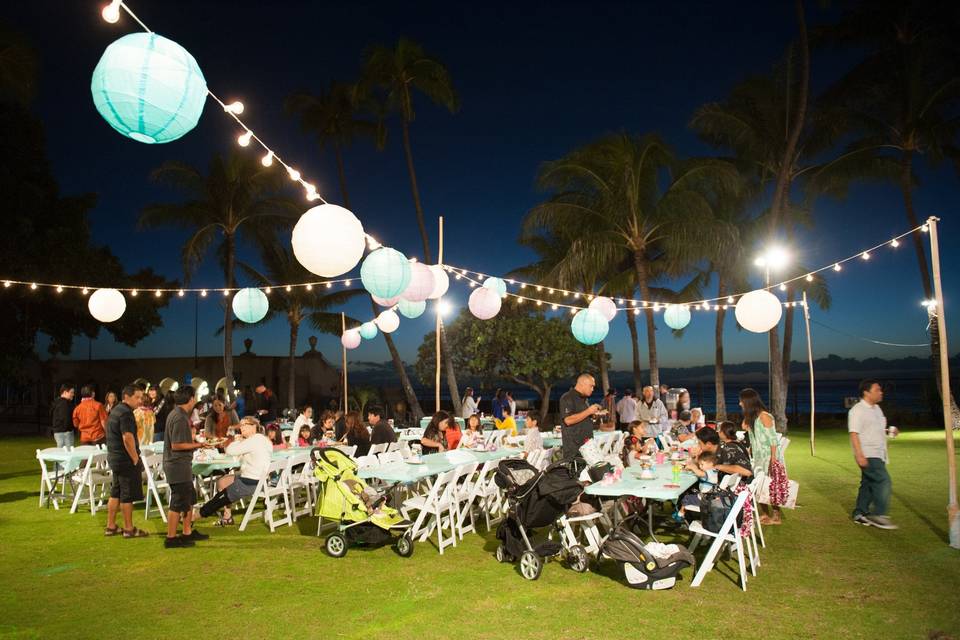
[755,246,791,403]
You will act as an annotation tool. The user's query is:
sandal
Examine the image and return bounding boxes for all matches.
[122,527,150,538]
[104,526,120,537]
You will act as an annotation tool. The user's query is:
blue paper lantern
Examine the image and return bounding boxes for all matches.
[663,304,692,330]
[361,248,412,299]
[571,308,609,345]
[397,299,426,319]
[358,321,379,340]
[232,288,269,323]
[91,33,207,144]
[483,277,507,298]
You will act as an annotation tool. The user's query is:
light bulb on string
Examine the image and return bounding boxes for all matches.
[264,287,271,294]
[285,285,292,293]
[536,286,542,292]
[30,283,37,290]
[633,308,640,316]
[101,1,121,23]
[834,263,842,272]
[82,288,89,295]
[344,280,351,287]
[2,281,10,288]
[200,290,207,297]
[222,289,229,297]
[922,224,929,232]
[891,238,900,248]
[861,251,870,260]
[779,283,787,291]
[154,290,162,297]
[287,167,300,181]
[551,304,558,310]
[806,274,813,282]
[56,285,63,293]
[131,289,138,297]
[224,101,244,115]
[727,296,734,303]
[177,289,185,297]
[305,284,313,291]
[652,303,660,312]
[536,300,542,306]
[326,282,332,289]
[237,130,253,147]
[261,151,274,167]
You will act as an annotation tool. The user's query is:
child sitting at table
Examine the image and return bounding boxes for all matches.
[695,451,719,492]
[523,414,543,459]
[296,425,312,447]
[444,417,462,450]
[266,424,287,451]
[622,420,656,466]
[461,415,483,448]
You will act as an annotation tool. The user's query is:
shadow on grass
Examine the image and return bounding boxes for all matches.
[0,470,37,481]
[0,491,37,503]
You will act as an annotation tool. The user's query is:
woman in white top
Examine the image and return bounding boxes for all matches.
[291,405,314,444]
[197,417,273,526]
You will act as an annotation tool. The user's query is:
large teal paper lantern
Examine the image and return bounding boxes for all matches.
[358,321,379,340]
[483,277,507,298]
[361,248,411,299]
[397,298,426,319]
[663,304,691,330]
[91,33,207,144]
[571,308,609,345]
[232,288,269,323]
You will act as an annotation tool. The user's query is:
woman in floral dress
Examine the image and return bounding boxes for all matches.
[740,388,788,525]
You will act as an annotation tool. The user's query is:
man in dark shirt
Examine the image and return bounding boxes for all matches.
[559,374,603,461]
[51,383,75,448]
[104,384,148,538]
[368,406,396,445]
[163,386,210,548]
[252,383,279,422]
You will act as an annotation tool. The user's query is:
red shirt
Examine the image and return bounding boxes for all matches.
[445,426,462,450]
[72,398,107,443]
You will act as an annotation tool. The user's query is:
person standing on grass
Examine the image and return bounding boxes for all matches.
[162,386,210,548]
[615,389,637,432]
[559,373,602,462]
[849,379,897,530]
[73,385,108,445]
[104,385,148,538]
[460,387,480,419]
[51,384,75,448]
[740,388,788,526]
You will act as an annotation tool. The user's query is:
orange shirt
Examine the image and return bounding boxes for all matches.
[72,398,107,443]
[445,426,462,450]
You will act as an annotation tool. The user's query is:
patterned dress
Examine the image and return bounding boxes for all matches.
[749,415,789,507]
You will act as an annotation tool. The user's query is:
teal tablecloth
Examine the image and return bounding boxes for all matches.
[358,448,520,483]
[584,463,697,502]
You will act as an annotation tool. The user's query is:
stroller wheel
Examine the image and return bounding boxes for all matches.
[395,531,414,558]
[325,533,348,558]
[519,551,543,580]
[495,544,511,563]
[567,544,589,573]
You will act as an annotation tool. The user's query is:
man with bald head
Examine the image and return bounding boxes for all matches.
[637,385,669,436]
[559,373,603,461]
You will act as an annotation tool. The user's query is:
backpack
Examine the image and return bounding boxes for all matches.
[701,488,743,533]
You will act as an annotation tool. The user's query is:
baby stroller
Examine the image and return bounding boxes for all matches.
[312,448,415,558]
[598,524,695,590]
[494,459,590,580]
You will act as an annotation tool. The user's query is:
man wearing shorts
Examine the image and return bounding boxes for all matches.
[104,385,148,538]
[196,417,272,526]
[163,386,210,548]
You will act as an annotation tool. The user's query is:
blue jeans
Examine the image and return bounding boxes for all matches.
[53,432,74,448]
[853,457,891,517]
[153,432,164,443]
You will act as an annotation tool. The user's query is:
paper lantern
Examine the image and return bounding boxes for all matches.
[428,264,449,299]
[375,310,400,333]
[232,287,269,323]
[372,295,401,307]
[401,262,435,302]
[291,204,366,277]
[735,290,783,333]
[663,304,691,330]
[398,299,426,319]
[588,296,617,321]
[571,308,609,345]
[468,286,502,320]
[88,288,126,323]
[91,33,207,144]
[358,322,378,340]
[361,248,412,299]
[483,277,507,298]
[341,329,361,349]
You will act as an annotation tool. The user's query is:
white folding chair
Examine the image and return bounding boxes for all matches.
[70,450,111,515]
[36,447,69,510]
[368,443,389,456]
[239,459,293,532]
[338,445,357,457]
[749,470,767,550]
[378,451,403,465]
[689,490,750,590]
[474,461,505,530]
[451,462,480,539]
[286,451,314,521]
[354,455,379,470]
[142,451,169,522]
[484,430,509,447]
[386,442,401,453]
[594,432,616,456]
[401,468,458,554]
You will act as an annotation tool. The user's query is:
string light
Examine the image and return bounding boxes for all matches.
[344,280,351,287]
[56,286,63,293]
[834,263,842,272]
[200,290,207,297]
[305,284,313,291]
[922,224,929,232]
[264,287,271,294]
[779,283,787,291]
[30,283,37,290]
[861,251,870,260]
[131,289,138,296]
[82,288,89,295]
[177,289,185,297]
[806,274,813,282]
[222,289,229,297]
[287,167,300,182]
[891,238,900,248]
[223,101,244,115]
[101,0,121,23]
[2,281,10,288]
[727,296,734,303]
[261,151,274,167]
[286,285,292,292]
[154,290,161,297]
[237,130,253,147]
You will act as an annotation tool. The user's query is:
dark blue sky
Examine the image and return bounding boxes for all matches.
[8,0,958,369]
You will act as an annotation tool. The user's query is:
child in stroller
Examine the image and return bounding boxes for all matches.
[312,447,415,558]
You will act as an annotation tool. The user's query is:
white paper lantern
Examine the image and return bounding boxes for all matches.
[468,286,502,320]
[361,247,412,299]
[291,204,366,277]
[375,309,400,333]
[483,277,507,298]
[88,288,126,323]
[663,304,691,330]
[735,289,783,333]
[401,262,435,302]
[571,308,609,345]
[428,264,449,299]
[358,321,378,340]
[372,294,401,307]
[588,296,617,321]
[398,299,426,319]
[341,329,361,349]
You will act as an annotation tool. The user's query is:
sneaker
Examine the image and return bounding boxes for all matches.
[164,535,196,549]
[184,529,209,541]
[853,514,873,527]
[865,515,898,530]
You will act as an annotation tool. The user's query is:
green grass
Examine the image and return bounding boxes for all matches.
[1,429,959,640]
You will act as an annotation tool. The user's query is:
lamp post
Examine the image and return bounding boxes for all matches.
[754,247,790,405]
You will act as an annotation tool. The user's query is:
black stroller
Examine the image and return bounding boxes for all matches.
[494,459,589,580]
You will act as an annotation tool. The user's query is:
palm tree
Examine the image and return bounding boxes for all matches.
[235,243,366,409]
[526,133,740,393]
[359,39,464,414]
[139,153,299,400]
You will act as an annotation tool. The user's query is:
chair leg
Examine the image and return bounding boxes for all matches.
[735,532,748,591]
[690,536,723,588]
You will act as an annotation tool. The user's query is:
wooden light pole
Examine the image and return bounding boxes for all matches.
[341,312,348,413]
[435,216,444,414]
[802,291,815,456]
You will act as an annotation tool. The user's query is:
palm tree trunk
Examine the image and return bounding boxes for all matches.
[223,233,236,403]
[287,317,299,410]
[625,309,643,394]
[370,299,423,421]
[440,322,461,415]
[333,140,351,210]
[633,251,659,393]
[597,341,610,393]
[782,289,796,389]
[400,118,432,263]
[715,278,728,421]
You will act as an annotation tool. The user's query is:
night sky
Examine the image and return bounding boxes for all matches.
[6,1,958,370]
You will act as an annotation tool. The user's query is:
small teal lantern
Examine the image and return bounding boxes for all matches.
[571,308,609,345]
[361,248,412,299]
[483,277,507,298]
[397,299,426,319]
[91,33,207,144]
[232,288,269,323]
[358,321,379,340]
[663,304,692,330]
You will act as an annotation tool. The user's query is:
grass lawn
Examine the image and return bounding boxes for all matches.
[1,429,958,640]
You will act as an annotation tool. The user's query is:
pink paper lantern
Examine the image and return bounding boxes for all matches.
[401,262,435,302]
[341,329,361,349]
[372,294,401,307]
[588,296,617,321]
[468,286,502,320]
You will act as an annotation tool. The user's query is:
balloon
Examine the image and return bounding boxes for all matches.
[401,262,435,302]
[468,286,502,320]
[232,287,269,323]
[358,321,378,340]
[571,308,609,345]
[427,264,449,299]
[341,329,361,349]
[663,304,691,330]
[361,247,412,299]
[88,288,126,323]
[482,277,507,298]
[291,204,366,277]
[398,299,426,319]
[375,309,400,333]
[735,290,783,333]
[588,296,617,321]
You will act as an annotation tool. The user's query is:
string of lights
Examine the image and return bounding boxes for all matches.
[0,276,359,297]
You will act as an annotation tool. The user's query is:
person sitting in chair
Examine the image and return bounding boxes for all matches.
[196,417,272,526]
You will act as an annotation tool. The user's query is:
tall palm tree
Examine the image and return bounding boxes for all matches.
[235,243,366,409]
[360,39,463,414]
[139,153,299,400]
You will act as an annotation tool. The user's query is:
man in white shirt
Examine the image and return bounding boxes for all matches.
[849,379,896,530]
[461,387,480,419]
[197,417,273,526]
[615,389,637,431]
[636,386,669,436]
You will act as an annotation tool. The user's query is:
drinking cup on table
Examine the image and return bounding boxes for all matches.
[655,452,666,465]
